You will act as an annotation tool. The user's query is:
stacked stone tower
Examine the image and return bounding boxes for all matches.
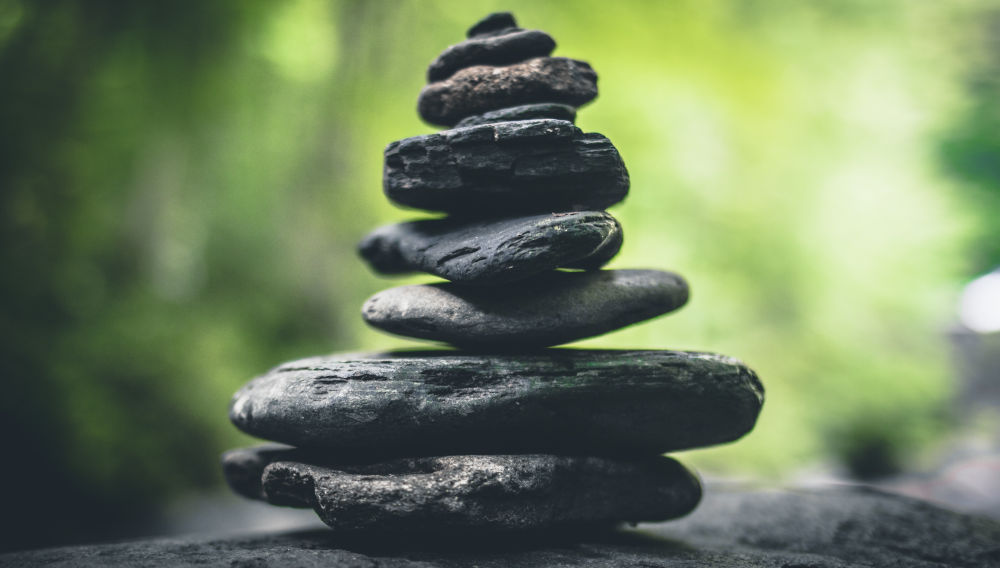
[222,13,764,533]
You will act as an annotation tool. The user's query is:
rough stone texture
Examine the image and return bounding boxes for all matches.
[418,57,598,127]
[221,444,306,501]
[467,12,518,38]
[229,349,762,456]
[7,486,999,567]
[223,450,702,532]
[362,269,687,347]
[454,103,576,128]
[428,29,556,82]
[357,212,622,284]
[384,119,627,215]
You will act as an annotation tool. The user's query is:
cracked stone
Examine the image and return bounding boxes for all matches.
[418,57,598,127]
[384,119,628,215]
[358,211,621,285]
[228,349,762,456]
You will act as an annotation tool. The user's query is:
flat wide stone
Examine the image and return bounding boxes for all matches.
[9,486,998,567]
[222,448,702,532]
[228,349,763,456]
[454,103,576,128]
[428,29,555,82]
[384,119,628,215]
[418,57,598,127]
[362,269,687,347]
[357,212,622,284]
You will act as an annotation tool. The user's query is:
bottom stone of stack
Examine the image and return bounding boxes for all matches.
[222,446,702,532]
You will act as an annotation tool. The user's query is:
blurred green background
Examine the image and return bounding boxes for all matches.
[3,0,1000,551]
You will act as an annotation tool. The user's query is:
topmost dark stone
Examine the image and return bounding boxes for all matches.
[467,12,518,38]
[427,29,556,82]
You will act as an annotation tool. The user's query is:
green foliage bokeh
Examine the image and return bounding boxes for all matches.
[2,0,999,549]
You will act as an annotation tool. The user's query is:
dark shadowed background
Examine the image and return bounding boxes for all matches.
[3,0,1000,552]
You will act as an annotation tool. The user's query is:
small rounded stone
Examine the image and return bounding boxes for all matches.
[467,12,518,38]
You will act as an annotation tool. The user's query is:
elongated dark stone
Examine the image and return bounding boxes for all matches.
[384,119,628,215]
[428,29,556,82]
[454,102,576,128]
[222,451,702,532]
[228,349,763,456]
[362,269,687,348]
[358,212,621,284]
[418,57,598,127]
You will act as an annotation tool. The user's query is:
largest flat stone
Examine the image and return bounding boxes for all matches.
[384,119,628,215]
[228,349,763,456]
[418,57,598,126]
[222,447,703,532]
[10,486,998,567]
[362,269,687,348]
[357,212,622,285]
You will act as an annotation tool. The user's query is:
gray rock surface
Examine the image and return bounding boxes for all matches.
[357,212,622,284]
[229,349,762,456]
[223,450,702,532]
[428,29,555,82]
[362,269,688,347]
[221,444,304,501]
[467,12,518,38]
[384,119,627,215]
[418,57,598,126]
[7,485,999,567]
[454,103,576,128]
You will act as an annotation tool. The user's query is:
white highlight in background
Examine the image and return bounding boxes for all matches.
[960,271,1000,334]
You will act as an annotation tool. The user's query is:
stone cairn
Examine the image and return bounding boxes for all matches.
[222,13,764,534]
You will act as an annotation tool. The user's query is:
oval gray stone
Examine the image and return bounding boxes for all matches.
[357,212,622,285]
[454,102,576,128]
[418,57,598,127]
[228,349,763,456]
[384,119,628,215]
[428,29,556,82]
[226,450,702,532]
[362,269,687,347]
